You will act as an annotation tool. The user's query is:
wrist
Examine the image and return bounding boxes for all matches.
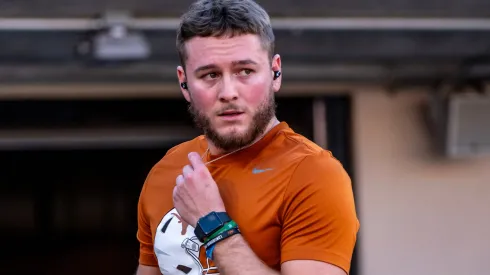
[203,221,240,260]
[215,232,241,248]
[211,233,241,260]
[206,232,241,261]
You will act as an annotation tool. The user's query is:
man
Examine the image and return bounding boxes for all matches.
[136,0,359,274]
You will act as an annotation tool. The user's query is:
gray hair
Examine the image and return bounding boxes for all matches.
[176,0,275,68]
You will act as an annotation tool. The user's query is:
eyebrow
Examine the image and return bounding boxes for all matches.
[193,59,259,75]
[194,64,218,75]
[232,59,258,66]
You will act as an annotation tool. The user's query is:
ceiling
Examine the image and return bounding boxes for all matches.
[1,0,489,92]
[1,0,489,18]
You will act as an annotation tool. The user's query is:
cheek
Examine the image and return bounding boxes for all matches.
[190,89,216,112]
[240,80,270,106]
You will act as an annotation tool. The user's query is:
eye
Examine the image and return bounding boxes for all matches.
[207,73,218,79]
[238,69,253,76]
[202,72,219,80]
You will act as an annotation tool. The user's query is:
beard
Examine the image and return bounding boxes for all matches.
[188,90,276,153]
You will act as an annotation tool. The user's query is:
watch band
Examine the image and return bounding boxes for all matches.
[204,227,241,249]
[206,243,217,260]
[204,220,238,243]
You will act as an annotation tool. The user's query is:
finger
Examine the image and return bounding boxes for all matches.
[172,185,178,201]
[176,174,185,186]
[182,165,194,178]
[172,187,182,207]
[188,151,206,170]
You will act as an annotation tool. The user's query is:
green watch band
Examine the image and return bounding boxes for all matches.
[204,220,238,244]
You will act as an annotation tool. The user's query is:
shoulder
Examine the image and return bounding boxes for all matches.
[162,135,206,161]
[154,135,206,169]
[138,135,206,214]
[275,127,346,177]
[278,130,358,231]
[143,135,206,188]
[270,127,352,202]
[296,150,348,181]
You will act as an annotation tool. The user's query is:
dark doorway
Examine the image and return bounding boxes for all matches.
[325,95,359,275]
[1,147,174,275]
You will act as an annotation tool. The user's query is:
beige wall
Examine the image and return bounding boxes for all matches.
[352,89,490,275]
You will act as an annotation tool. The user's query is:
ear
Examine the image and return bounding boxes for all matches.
[271,54,282,93]
[177,66,191,102]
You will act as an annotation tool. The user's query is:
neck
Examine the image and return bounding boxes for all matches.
[207,116,279,155]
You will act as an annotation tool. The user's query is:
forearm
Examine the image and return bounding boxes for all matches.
[213,234,280,275]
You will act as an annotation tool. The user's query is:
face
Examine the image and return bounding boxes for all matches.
[177,34,282,152]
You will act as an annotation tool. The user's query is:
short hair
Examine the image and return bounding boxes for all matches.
[176,0,275,68]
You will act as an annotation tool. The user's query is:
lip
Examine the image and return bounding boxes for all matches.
[218,111,244,121]
[219,109,242,115]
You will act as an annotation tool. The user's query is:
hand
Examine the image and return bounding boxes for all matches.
[173,152,226,228]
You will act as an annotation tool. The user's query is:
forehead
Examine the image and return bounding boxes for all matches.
[184,34,269,69]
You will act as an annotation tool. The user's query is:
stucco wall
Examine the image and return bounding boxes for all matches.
[352,89,490,275]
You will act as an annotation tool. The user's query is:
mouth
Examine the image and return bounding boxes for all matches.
[217,110,245,120]
[218,110,244,116]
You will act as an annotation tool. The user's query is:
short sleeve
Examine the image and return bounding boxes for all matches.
[280,152,360,274]
[136,169,159,266]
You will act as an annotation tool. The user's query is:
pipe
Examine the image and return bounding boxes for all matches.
[0,127,199,150]
[1,17,490,31]
[313,98,328,149]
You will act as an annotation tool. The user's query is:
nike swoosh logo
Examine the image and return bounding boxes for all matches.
[252,168,273,174]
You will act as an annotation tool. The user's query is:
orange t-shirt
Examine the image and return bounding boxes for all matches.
[137,122,359,274]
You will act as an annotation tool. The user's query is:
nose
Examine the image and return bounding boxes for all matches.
[218,76,238,102]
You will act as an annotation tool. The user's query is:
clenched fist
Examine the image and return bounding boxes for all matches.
[173,152,226,228]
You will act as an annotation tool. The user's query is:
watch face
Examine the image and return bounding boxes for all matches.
[200,212,222,235]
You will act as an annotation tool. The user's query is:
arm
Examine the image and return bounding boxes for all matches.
[212,234,347,275]
[213,234,278,275]
[135,265,161,275]
[137,168,161,272]
[173,152,359,275]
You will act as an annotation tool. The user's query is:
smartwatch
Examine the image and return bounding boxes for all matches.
[194,211,231,243]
